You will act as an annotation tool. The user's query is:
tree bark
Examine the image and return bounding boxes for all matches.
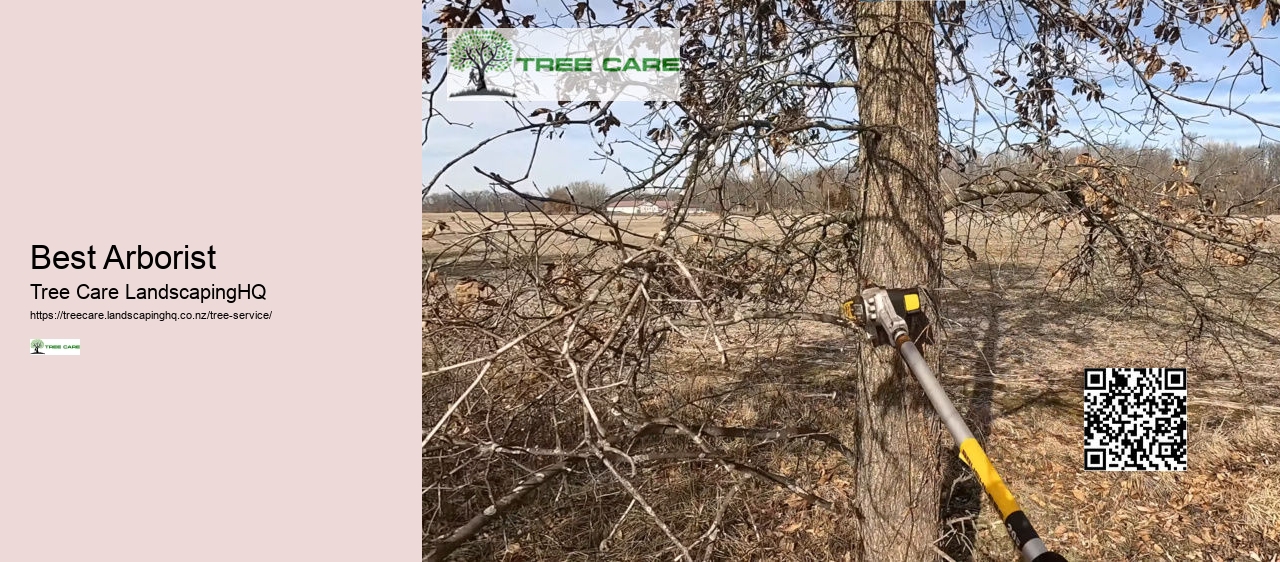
[850,1,947,559]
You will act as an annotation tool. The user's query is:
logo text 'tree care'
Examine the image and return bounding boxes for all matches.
[30,339,81,355]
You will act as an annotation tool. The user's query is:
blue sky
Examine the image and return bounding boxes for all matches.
[423,2,1280,195]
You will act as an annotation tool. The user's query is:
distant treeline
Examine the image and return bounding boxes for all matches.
[423,181,611,213]
[425,142,1280,215]
[423,191,543,213]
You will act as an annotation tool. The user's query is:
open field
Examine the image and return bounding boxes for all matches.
[425,211,1280,252]
[424,211,1280,561]
[424,212,786,258]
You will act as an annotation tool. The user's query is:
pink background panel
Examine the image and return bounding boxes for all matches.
[0,2,422,560]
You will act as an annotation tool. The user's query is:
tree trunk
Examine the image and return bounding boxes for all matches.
[850,1,947,559]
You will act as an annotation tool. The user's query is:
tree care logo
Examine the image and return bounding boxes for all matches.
[448,30,517,98]
[446,28,680,102]
[30,339,81,355]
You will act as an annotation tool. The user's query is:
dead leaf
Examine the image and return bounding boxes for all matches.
[1212,247,1249,266]
[1145,57,1165,80]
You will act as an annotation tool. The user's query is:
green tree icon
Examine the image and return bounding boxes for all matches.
[30,339,45,354]
[449,30,515,96]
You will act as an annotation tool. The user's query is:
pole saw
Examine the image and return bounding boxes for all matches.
[841,286,1067,562]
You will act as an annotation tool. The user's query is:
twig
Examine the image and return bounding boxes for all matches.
[596,448,695,562]
[424,462,571,562]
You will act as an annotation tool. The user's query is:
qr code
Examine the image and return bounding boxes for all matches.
[1083,368,1187,471]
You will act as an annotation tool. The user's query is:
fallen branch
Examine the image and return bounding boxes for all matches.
[424,461,571,562]
[669,310,854,329]
[595,448,695,562]
[635,419,836,510]
[634,420,858,462]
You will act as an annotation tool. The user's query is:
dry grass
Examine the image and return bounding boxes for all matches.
[424,212,1280,561]
[424,211,788,259]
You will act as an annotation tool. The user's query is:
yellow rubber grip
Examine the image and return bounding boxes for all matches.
[958,437,1021,518]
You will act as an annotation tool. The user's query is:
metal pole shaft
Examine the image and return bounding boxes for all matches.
[897,340,972,445]
[895,340,1056,562]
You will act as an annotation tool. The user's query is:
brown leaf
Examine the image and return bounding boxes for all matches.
[1212,247,1249,266]
[1144,57,1165,80]
[1081,186,1101,207]
[1099,203,1118,219]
